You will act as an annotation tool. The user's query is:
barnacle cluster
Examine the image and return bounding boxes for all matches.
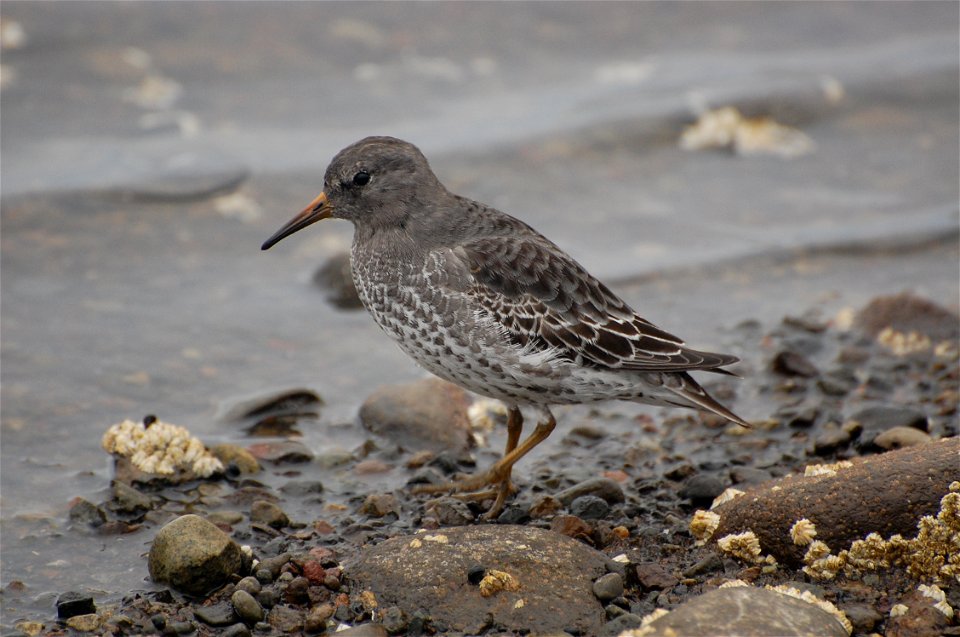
[102,418,223,478]
[790,518,818,546]
[802,484,960,582]
[689,510,721,546]
[767,584,852,635]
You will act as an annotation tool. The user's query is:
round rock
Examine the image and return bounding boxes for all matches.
[346,525,608,635]
[640,587,848,636]
[148,514,243,595]
[231,590,264,624]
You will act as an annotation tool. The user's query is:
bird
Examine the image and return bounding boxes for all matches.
[262,136,750,519]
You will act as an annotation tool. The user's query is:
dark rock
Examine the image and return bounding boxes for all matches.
[855,292,960,341]
[221,623,252,637]
[251,500,290,528]
[729,467,772,486]
[592,572,624,602]
[851,406,929,451]
[711,439,957,566]
[640,587,848,636]
[496,505,530,525]
[841,602,882,633]
[313,251,363,310]
[167,620,196,634]
[555,477,625,506]
[358,378,474,453]
[601,612,644,636]
[777,406,819,429]
[359,493,399,518]
[266,604,303,633]
[884,587,950,637]
[665,463,696,480]
[304,603,334,633]
[256,588,277,610]
[380,606,408,634]
[283,577,310,605]
[346,525,608,635]
[817,370,857,396]
[110,480,154,513]
[681,554,723,578]
[678,474,726,506]
[812,422,852,455]
[148,514,243,595]
[635,563,679,590]
[771,350,819,377]
[425,497,475,526]
[570,495,610,520]
[194,601,236,627]
[68,499,106,527]
[232,590,264,624]
[56,591,96,619]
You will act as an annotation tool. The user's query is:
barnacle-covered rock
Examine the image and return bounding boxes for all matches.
[102,417,223,484]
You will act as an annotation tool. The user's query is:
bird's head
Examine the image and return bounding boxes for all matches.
[261,136,444,250]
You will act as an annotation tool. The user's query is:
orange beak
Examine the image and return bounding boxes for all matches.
[261,192,331,250]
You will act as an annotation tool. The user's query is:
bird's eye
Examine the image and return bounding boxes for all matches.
[352,171,371,187]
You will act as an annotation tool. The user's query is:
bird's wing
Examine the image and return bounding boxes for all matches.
[433,233,739,373]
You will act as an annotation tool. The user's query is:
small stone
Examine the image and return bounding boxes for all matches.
[232,589,264,624]
[68,499,106,527]
[221,623,252,637]
[304,603,333,633]
[57,591,96,619]
[772,350,819,377]
[873,426,932,450]
[380,606,408,634]
[334,625,388,637]
[283,576,310,605]
[256,588,277,609]
[426,496,475,525]
[555,477,625,506]
[301,560,326,585]
[359,493,398,518]
[841,602,882,633]
[110,481,154,513]
[528,495,562,518]
[210,444,261,475]
[570,495,610,520]
[194,601,236,627]
[496,505,530,525]
[267,604,304,633]
[236,576,262,596]
[602,613,644,635]
[678,474,726,506]
[812,423,851,455]
[258,553,292,579]
[65,613,100,632]
[247,440,314,464]
[665,463,696,480]
[729,467,773,485]
[251,500,290,528]
[167,620,196,634]
[550,514,593,541]
[207,511,245,527]
[635,562,679,590]
[592,572,624,602]
[278,480,324,497]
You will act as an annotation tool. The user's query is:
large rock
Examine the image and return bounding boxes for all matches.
[346,525,609,635]
[148,514,243,595]
[358,378,474,453]
[630,586,849,637]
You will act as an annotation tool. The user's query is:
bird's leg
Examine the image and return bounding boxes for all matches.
[413,407,557,520]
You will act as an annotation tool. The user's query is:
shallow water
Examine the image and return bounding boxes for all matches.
[1,1,958,628]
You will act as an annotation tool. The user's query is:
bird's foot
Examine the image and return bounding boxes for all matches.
[413,467,517,520]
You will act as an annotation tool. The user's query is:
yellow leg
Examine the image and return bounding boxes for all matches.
[414,407,557,520]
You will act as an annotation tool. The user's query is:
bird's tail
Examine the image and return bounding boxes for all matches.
[662,372,752,428]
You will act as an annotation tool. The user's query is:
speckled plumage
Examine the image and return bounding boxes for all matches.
[263,136,750,517]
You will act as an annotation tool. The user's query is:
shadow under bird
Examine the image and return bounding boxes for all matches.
[262,136,750,519]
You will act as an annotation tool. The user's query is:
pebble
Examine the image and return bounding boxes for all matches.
[194,601,236,627]
[231,589,264,624]
[110,481,154,513]
[379,606,408,634]
[250,500,290,528]
[301,560,326,585]
[304,603,334,632]
[678,474,726,505]
[236,576,262,596]
[850,406,928,450]
[255,588,277,610]
[426,496,475,525]
[282,576,310,605]
[65,613,100,632]
[496,505,530,525]
[550,514,593,541]
[635,562,679,590]
[817,370,857,396]
[207,511,244,526]
[359,493,399,518]
[210,444,261,475]
[729,467,773,485]
[555,477,625,506]
[812,422,852,455]
[247,440,315,464]
[221,623,252,637]
[592,572,624,602]
[148,515,242,596]
[68,499,106,527]
[873,425,932,450]
[681,554,723,578]
[601,612,644,635]
[257,553,292,579]
[570,495,610,520]
[313,251,363,309]
[528,495,562,518]
[167,620,196,634]
[771,350,819,377]
[335,625,388,637]
[278,480,325,497]
[841,602,882,633]
[56,591,96,619]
